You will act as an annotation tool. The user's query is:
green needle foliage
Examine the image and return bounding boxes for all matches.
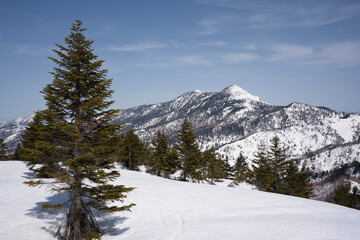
[250,136,312,198]
[147,130,177,177]
[0,138,7,160]
[203,148,223,184]
[175,119,203,182]
[118,128,146,170]
[233,152,249,184]
[22,20,134,240]
[250,141,274,191]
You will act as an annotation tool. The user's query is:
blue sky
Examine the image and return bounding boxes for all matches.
[0,0,359,121]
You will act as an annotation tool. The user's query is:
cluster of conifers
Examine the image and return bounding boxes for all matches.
[117,122,313,198]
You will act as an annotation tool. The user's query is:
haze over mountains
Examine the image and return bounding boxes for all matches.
[1,85,360,176]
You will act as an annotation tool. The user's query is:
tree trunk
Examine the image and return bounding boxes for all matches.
[72,171,82,239]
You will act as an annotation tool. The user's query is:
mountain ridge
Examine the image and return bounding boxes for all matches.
[1,85,359,176]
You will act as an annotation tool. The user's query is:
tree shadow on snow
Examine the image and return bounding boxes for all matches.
[99,214,129,236]
[22,171,37,179]
[26,192,68,238]
[26,192,129,238]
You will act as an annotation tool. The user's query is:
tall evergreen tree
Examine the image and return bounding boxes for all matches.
[23,20,134,239]
[250,142,274,191]
[233,152,249,183]
[297,165,313,198]
[12,143,23,160]
[220,156,233,179]
[203,148,223,184]
[268,136,287,192]
[282,160,304,196]
[147,130,177,177]
[175,119,203,181]
[0,138,7,160]
[118,128,146,170]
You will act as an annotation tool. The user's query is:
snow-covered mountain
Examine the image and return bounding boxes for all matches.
[1,85,360,175]
[114,85,360,174]
[1,161,360,239]
[0,116,33,150]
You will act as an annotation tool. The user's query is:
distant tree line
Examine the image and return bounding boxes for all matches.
[313,161,360,210]
[14,117,314,199]
[73,118,311,198]
[0,138,7,160]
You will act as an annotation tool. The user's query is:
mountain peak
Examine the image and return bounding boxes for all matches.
[221,85,261,101]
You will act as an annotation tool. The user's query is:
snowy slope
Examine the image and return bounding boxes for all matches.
[1,161,360,240]
[0,116,33,150]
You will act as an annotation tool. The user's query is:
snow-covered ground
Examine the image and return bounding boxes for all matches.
[1,161,360,240]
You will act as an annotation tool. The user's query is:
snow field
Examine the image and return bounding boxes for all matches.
[1,161,360,240]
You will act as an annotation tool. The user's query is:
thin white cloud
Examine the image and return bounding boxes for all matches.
[268,44,314,62]
[136,55,212,68]
[174,55,212,66]
[196,1,360,28]
[267,42,360,67]
[14,44,50,55]
[196,15,237,35]
[221,53,260,64]
[311,41,360,67]
[244,44,256,50]
[109,42,168,52]
[197,41,228,47]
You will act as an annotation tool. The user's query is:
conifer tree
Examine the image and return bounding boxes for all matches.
[175,119,203,181]
[147,130,177,177]
[118,128,146,170]
[297,165,313,198]
[203,148,223,184]
[0,138,7,160]
[233,152,249,183]
[221,156,233,179]
[23,20,134,239]
[268,136,287,192]
[13,143,23,160]
[282,160,304,196]
[250,142,273,191]
[332,183,360,209]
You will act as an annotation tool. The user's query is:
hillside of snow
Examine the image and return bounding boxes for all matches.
[1,161,360,240]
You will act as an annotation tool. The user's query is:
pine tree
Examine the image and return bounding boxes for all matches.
[221,156,233,179]
[296,165,313,198]
[163,147,179,178]
[175,119,203,181]
[147,130,177,177]
[331,182,360,209]
[233,152,249,183]
[268,136,287,192]
[118,128,146,170]
[250,142,273,191]
[23,20,134,239]
[282,160,303,196]
[0,138,7,160]
[13,143,23,160]
[203,148,223,184]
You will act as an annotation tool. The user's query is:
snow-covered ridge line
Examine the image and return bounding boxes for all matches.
[1,85,359,175]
